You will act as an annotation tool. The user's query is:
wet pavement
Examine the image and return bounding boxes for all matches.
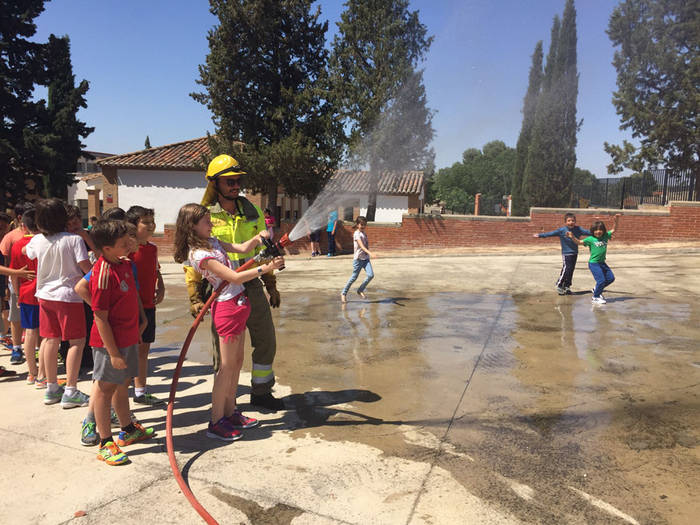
[1,246,698,524]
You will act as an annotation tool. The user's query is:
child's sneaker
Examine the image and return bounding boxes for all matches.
[10,349,24,364]
[44,386,64,405]
[81,419,99,446]
[592,296,607,305]
[61,389,90,409]
[206,417,242,441]
[556,286,566,295]
[116,422,155,446]
[26,374,37,385]
[228,409,259,429]
[133,393,165,406]
[564,287,573,295]
[34,377,47,389]
[97,441,129,465]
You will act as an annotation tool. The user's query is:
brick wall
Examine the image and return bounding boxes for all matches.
[151,201,700,257]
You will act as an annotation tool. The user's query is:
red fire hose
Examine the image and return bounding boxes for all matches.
[165,235,290,524]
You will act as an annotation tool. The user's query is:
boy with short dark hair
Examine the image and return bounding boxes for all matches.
[89,219,154,465]
[126,206,165,405]
[533,212,590,294]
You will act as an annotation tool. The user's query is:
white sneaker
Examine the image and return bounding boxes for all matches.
[556,286,566,295]
[592,296,607,305]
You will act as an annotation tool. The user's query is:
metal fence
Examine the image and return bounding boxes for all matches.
[572,169,697,209]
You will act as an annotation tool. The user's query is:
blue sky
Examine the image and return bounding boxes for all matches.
[32,0,632,177]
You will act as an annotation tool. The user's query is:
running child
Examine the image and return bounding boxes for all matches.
[533,212,590,294]
[126,205,165,406]
[340,216,374,303]
[9,208,40,381]
[567,214,621,305]
[174,203,284,441]
[24,199,92,408]
[89,219,154,465]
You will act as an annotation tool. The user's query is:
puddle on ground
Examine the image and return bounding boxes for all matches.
[154,263,699,524]
[268,290,700,524]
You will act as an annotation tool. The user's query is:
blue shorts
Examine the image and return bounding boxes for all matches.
[20,303,40,330]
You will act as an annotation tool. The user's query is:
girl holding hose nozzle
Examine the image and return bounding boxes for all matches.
[174,204,285,440]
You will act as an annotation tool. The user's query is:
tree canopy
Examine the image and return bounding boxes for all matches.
[192,0,344,211]
[604,0,699,180]
[430,140,515,215]
[522,0,579,211]
[329,0,434,220]
[1,3,92,208]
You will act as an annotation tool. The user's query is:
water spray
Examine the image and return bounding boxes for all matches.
[165,233,291,524]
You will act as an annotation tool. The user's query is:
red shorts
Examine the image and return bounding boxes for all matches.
[211,294,250,342]
[39,299,86,340]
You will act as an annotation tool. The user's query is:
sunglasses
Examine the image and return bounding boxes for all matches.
[220,176,246,187]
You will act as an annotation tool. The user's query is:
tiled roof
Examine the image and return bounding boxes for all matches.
[97,137,212,170]
[329,170,424,195]
[78,172,104,181]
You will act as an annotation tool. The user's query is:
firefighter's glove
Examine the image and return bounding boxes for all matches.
[184,265,207,318]
[260,271,281,308]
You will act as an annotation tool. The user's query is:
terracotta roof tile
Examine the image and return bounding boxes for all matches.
[97,137,212,170]
[330,170,424,195]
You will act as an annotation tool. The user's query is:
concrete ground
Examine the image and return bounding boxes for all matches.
[1,242,699,524]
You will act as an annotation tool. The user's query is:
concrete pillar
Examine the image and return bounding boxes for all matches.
[474,193,481,216]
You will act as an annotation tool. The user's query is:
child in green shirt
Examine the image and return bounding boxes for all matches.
[567,214,621,305]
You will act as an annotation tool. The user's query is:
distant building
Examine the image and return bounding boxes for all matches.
[68,150,116,222]
[71,137,424,232]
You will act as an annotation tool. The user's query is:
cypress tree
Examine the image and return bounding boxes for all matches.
[144,136,151,149]
[41,35,93,199]
[523,0,579,208]
[555,0,579,206]
[523,16,561,208]
[512,41,543,215]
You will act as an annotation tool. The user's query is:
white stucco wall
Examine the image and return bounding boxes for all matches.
[329,193,409,222]
[117,169,206,232]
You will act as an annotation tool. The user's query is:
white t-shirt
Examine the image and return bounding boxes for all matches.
[189,238,244,302]
[25,232,89,303]
[353,230,369,260]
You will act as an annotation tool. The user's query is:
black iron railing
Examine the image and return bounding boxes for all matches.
[572,169,696,209]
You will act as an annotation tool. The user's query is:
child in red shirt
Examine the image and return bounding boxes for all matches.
[9,208,40,381]
[126,206,165,405]
[89,220,154,466]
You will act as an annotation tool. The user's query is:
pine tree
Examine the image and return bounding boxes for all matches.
[40,34,93,199]
[330,0,433,221]
[512,41,543,215]
[0,0,48,209]
[192,0,344,209]
[605,0,698,187]
[144,136,151,149]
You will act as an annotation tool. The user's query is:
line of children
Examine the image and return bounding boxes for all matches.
[0,199,158,465]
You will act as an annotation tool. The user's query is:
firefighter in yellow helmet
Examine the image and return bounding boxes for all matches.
[184,154,285,410]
